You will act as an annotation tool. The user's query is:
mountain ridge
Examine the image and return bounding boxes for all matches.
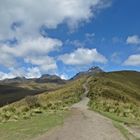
[71,66,104,80]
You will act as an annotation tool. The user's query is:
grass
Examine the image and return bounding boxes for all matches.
[88,71,140,120]
[87,71,140,139]
[0,77,85,123]
[0,80,64,107]
[97,111,140,125]
[0,111,67,140]
[113,121,134,140]
[0,77,86,140]
[90,107,140,140]
[0,76,86,140]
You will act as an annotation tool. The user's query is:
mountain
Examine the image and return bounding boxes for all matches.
[35,74,66,84]
[0,74,66,85]
[0,84,43,107]
[0,74,65,107]
[88,70,140,119]
[0,77,28,84]
[71,66,104,80]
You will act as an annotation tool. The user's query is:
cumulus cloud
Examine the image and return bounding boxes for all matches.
[58,48,107,65]
[25,67,41,79]
[59,74,69,80]
[0,0,111,39]
[111,52,121,64]
[0,71,15,80]
[0,67,41,80]
[0,0,111,79]
[126,35,140,45]
[123,54,140,66]
[0,37,62,71]
[25,56,57,72]
[0,37,62,57]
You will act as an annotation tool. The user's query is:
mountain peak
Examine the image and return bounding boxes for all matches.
[36,74,65,84]
[88,66,103,73]
[71,66,104,80]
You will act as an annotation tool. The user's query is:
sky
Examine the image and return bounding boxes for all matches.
[0,0,140,80]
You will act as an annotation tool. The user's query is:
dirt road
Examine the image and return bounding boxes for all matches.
[34,83,125,140]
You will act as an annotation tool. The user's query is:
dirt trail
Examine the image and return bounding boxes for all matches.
[34,82,125,140]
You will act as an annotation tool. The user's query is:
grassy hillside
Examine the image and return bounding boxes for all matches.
[88,71,140,121]
[0,81,64,107]
[0,84,43,107]
[0,77,86,140]
[0,77,86,123]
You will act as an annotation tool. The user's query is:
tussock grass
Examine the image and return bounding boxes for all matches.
[0,77,86,123]
[0,111,67,140]
[88,71,140,122]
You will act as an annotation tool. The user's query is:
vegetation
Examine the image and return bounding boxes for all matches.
[0,70,140,139]
[0,77,85,140]
[113,121,137,140]
[87,71,140,139]
[0,77,85,123]
[0,84,43,107]
[0,111,67,140]
[88,71,140,122]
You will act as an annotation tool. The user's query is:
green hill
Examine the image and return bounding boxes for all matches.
[0,84,42,107]
[88,71,140,120]
[0,75,65,107]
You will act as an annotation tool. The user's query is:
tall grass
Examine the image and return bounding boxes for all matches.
[88,71,140,122]
[0,77,86,123]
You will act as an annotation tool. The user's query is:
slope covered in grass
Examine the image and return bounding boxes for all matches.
[0,77,86,122]
[0,84,44,107]
[0,111,66,140]
[88,71,140,121]
[0,80,64,107]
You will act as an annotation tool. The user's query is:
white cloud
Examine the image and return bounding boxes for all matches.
[25,67,41,79]
[126,35,140,45]
[25,56,57,72]
[0,67,41,80]
[0,0,111,39]
[0,0,111,80]
[0,37,62,71]
[0,71,15,80]
[0,37,62,57]
[59,74,69,80]
[111,52,121,64]
[0,52,18,67]
[123,54,140,66]
[58,48,107,65]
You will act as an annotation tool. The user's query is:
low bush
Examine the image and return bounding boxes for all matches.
[25,96,40,108]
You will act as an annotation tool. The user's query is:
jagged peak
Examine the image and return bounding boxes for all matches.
[88,66,104,73]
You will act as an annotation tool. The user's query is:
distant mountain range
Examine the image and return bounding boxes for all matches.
[0,66,139,107]
[0,66,104,84]
[0,74,66,84]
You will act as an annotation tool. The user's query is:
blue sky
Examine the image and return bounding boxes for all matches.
[0,0,140,80]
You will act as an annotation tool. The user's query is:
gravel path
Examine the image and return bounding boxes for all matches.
[34,83,125,140]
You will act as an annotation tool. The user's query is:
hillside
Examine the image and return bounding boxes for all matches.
[88,71,140,120]
[0,74,66,107]
[71,66,104,80]
[0,84,43,107]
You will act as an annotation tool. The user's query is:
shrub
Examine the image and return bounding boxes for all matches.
[25,96,40,108]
